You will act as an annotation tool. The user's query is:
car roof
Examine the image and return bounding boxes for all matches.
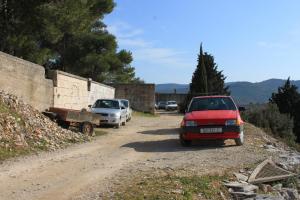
[193,95,231,99]
[96,99,120,102]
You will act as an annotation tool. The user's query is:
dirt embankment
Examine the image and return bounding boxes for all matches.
[0,110,292,200]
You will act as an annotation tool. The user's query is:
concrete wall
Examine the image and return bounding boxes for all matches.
[49,70,115,110]
[89,81,115,106]
[0,51,53,111]
[155,93,188,105]
[112,84,155,113]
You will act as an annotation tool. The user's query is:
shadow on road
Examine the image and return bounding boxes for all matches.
[122,138,236,153]
[138,128,180,135]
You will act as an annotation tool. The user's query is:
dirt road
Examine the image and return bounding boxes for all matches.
[0,113,271,200]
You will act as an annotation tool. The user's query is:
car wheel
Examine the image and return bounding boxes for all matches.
[122,118,126,126]
[235,130,244,146]
[180,134,192,147]
[115,123,121,128]
[80,122,94,136]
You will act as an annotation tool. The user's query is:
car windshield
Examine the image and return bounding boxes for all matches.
[167,101,176,105]
[159,102,166,105]
[121,100,129,108]
[93,100,120,109]
[188,97,237,112]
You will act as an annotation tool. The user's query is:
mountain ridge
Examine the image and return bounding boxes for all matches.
[155,79,300,105]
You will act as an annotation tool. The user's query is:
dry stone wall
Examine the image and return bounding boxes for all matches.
[112,84,155,113]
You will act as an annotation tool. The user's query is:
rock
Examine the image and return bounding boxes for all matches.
[283,188,299,200]
[272,184,282,191]
[234,172,249,182]
[260,184,273,193]
[224,181,259,193]
[249,194,285,200]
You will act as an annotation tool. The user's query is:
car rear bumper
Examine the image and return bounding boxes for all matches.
[180,125,242,140]
[100,117,121,125]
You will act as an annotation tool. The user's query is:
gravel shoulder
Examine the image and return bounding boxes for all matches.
[0,113,277,200]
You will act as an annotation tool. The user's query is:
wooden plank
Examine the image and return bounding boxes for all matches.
[248,158,296,184]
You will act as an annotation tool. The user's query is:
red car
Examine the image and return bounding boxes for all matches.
[180,96,245,146]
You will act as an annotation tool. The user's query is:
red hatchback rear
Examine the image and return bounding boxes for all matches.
[180,96,245,146]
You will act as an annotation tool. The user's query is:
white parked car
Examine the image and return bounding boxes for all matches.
[120,99,132,122]
[90,99,127,128]
[165,101,178,111]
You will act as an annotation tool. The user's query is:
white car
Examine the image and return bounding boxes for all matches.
[90,99,127,128]
[120,99,132,121]
[165,101,178,111]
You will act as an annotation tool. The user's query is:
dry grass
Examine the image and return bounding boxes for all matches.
[104,171,230,200]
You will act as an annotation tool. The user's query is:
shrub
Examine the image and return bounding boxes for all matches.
[242,103,295,141]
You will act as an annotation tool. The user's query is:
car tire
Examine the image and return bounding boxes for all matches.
[180,134,192,147]
[122,119,126,126]
[235,131,244,146]
[115,121,121,129]
[80,122,94,136]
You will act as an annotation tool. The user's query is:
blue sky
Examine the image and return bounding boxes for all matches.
[104,0,300,84]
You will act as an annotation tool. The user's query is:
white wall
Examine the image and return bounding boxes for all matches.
[52,71,115,110]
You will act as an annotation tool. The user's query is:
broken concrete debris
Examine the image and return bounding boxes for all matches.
[224,158,300,200]
[248,158,296,184]
[0,90,89,152]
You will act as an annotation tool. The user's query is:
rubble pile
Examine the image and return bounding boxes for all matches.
[224,157,300,200]
[0,90,89,152]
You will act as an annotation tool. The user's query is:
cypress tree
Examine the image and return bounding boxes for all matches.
[180,43,230,112]
[190,43,208,96]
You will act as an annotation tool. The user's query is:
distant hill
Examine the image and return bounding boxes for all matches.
[155,79,300,105]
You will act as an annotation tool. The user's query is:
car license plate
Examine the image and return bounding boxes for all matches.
[200,128,222,133]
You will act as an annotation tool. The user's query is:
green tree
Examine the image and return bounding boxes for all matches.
[0,0,52,63]
[270,78,300,116]
[180,44,229,112]
[189,43,229,97]
[0,0,141,83]
[270,78,300,142]
[204,52,229,95]
[190,44,208,95]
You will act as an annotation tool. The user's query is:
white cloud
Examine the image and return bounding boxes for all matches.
[106,21,192,68]
[107,21,144,39]
[118,38,150,47]
[133,48,191,68]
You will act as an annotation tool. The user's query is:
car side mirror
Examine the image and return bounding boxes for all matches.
[238,106,246,112]
[121,106,126,110]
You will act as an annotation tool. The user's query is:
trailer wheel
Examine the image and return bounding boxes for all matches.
[57,120,70,129]
[81,122,94,136]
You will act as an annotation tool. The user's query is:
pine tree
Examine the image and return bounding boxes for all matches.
[270,78,300,116]
[270,78,300,142]
[0,0,141,83]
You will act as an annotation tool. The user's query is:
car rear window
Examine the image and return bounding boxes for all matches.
[121,100,129,108]
[93,100,120,109]
[188,97,237,112]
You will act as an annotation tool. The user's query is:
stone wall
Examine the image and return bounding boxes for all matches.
[0,51,53,111]
[49,70,115,110]
[112,84,155,113]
